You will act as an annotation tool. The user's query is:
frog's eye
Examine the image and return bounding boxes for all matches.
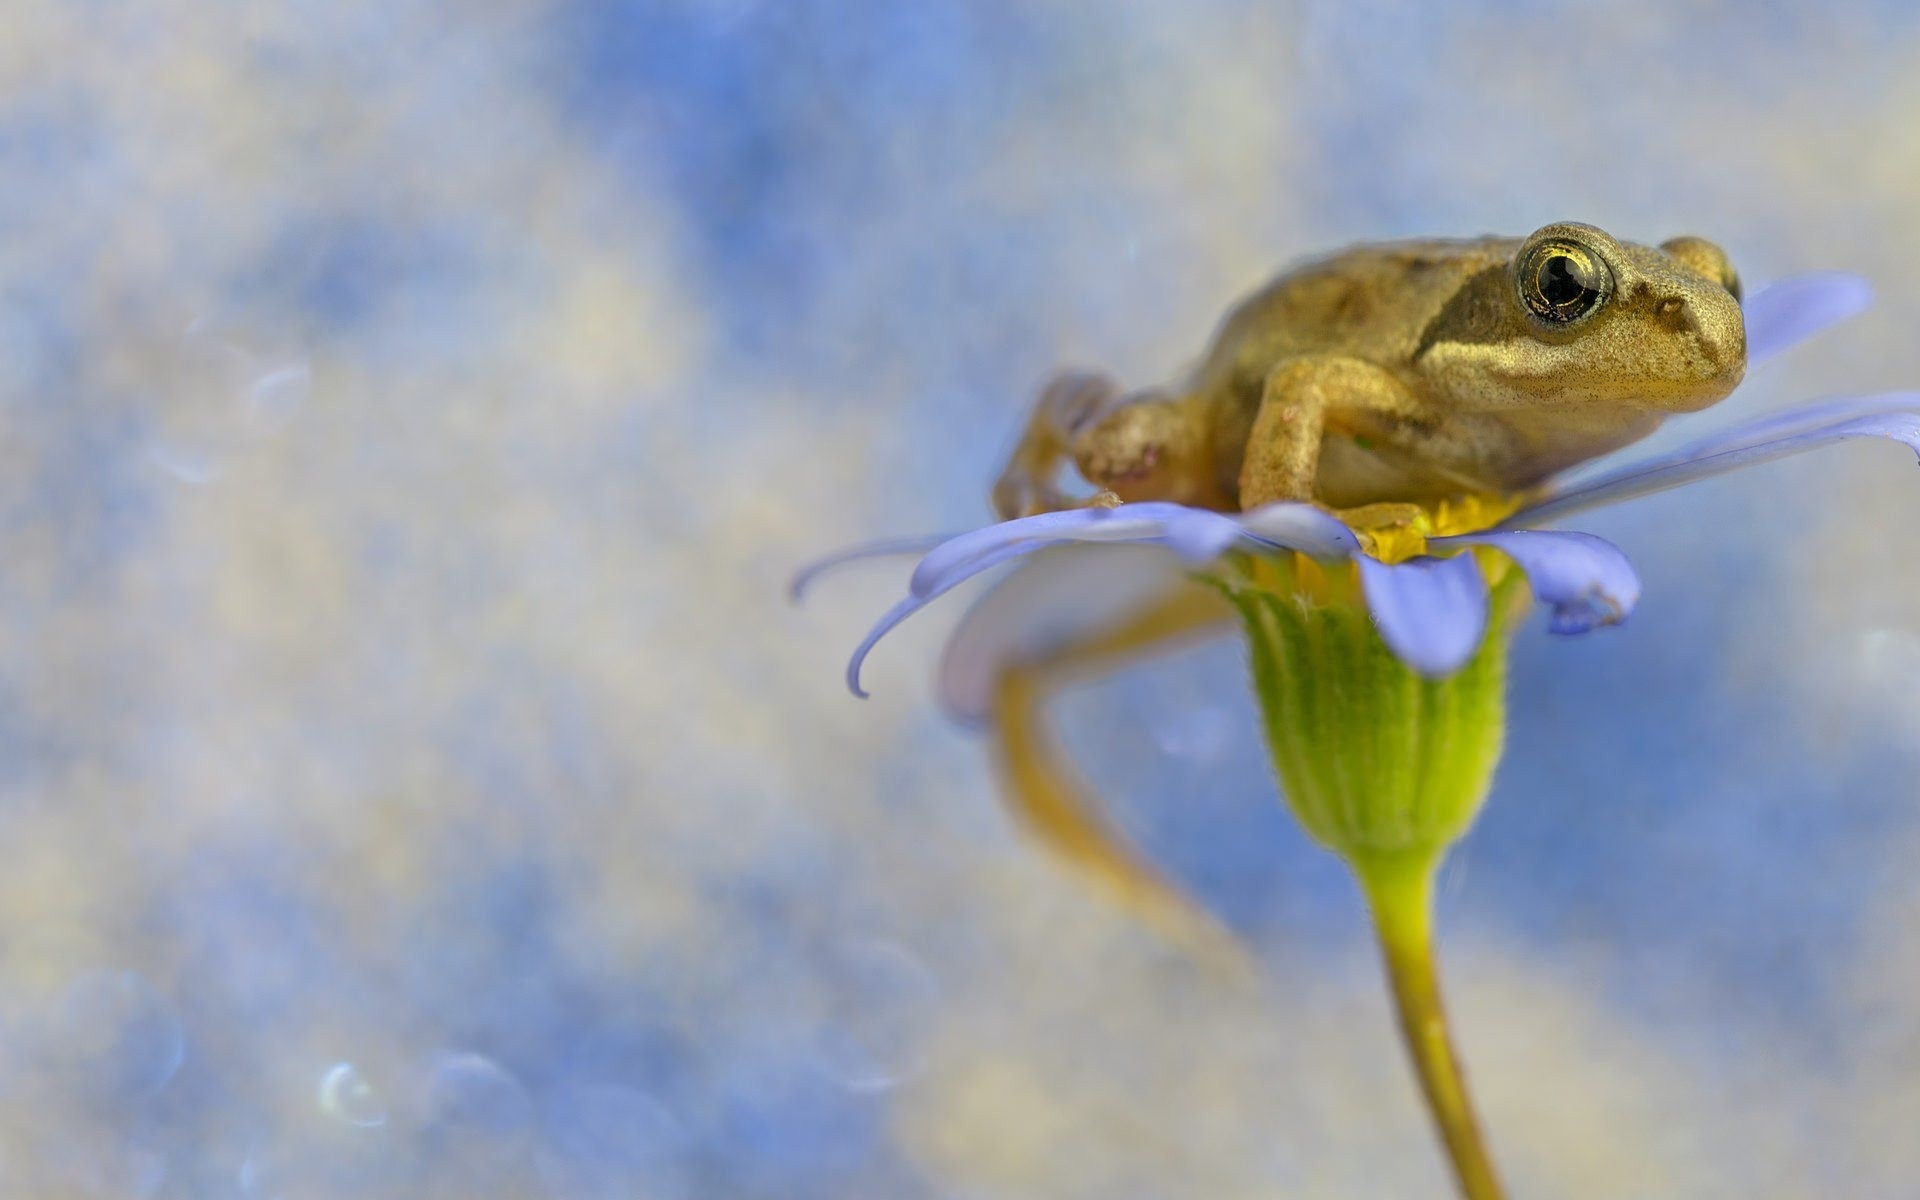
[1518,240,1612,324]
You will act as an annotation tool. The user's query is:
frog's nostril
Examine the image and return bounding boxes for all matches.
[1654,295,1698,334]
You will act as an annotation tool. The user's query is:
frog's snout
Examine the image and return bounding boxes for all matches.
[1695,293,1746,373]
[1658,287,1746,409]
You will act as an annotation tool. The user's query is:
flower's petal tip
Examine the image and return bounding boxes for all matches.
[1403,642,1478,678]
[791,535,957,603]
[1542,587,1633,635]
[1747,271,1875,364]
[843,593,934,702]
[844,643,875,699]
[788,564,828,604]
[1357,553,1489,678]
[1840,271,1875,309]
[1436,530,1640,640]
[1547,604,1625,636]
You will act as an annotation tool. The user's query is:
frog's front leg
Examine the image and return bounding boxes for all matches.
[1237,355,1427,508]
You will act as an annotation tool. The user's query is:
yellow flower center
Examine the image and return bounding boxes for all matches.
[1337,492,1526,565]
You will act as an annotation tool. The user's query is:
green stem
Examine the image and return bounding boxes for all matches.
[1357,852,1506,1200]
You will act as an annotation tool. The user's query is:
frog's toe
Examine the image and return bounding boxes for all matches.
[991,472,1074,520]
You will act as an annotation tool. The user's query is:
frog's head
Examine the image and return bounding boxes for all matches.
[1418,221,1746,414]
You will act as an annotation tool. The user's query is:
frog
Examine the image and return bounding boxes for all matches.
[991,221,1746,519]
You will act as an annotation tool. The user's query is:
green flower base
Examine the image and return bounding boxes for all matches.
[1208,551,1527,1200]
[1209,553,1520,870]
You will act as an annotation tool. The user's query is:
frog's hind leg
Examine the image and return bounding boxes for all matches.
[992,370,1126,519]
[993,372,1224,518]
[972,574,1251,973]
[1069,391,1225,510]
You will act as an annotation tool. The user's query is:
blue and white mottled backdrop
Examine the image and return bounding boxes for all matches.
[5,1,1920,1196]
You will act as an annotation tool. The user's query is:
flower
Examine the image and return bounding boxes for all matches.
[793,267,1910,1200]
[796,271,1912,694]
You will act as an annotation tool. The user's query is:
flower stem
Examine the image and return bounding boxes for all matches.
[1358,852,1505,1200]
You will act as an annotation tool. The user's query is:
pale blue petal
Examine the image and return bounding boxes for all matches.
[834,501,1371,699]
[1356,553,1489,678]
[1158,507,1249,563]
[789,534,961,601]
[1745,272,1873,365]
[1234,502,1364,559]
[1436,530,1639,634]
[909,501,1357,596]
[846,541,1038,698]
[1613,391,1920,477]
[937,545,1223,727]
[909,505,1186,598]
[1515,411,1920,526]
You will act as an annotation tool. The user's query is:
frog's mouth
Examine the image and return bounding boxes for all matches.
[1663,365,1746,412]
[1503,312,1746,411]
[1641,284,1748,410]
[1654,324,1748,412]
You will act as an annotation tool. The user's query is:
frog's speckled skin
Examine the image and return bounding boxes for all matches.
[993,222,1746,516]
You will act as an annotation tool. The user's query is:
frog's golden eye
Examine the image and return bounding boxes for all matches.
[1518,240,1612,324]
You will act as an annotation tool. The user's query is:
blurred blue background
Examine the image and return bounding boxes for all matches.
[5,1,1920,1195]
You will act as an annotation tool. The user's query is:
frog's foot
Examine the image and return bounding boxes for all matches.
[991,473,1079,520]
[992,371,1125,519]
[1331,494,1528,563]
[1332,500,1428,532]
[991,482,1125,520]
[1070,398,1211,506]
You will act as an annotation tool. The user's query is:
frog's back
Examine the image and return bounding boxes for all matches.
[1192,236,1520,398]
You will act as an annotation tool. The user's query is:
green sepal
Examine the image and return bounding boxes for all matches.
[1206,553,1522,871]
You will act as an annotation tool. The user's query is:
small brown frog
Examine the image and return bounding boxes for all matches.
[992,222,1745,517]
